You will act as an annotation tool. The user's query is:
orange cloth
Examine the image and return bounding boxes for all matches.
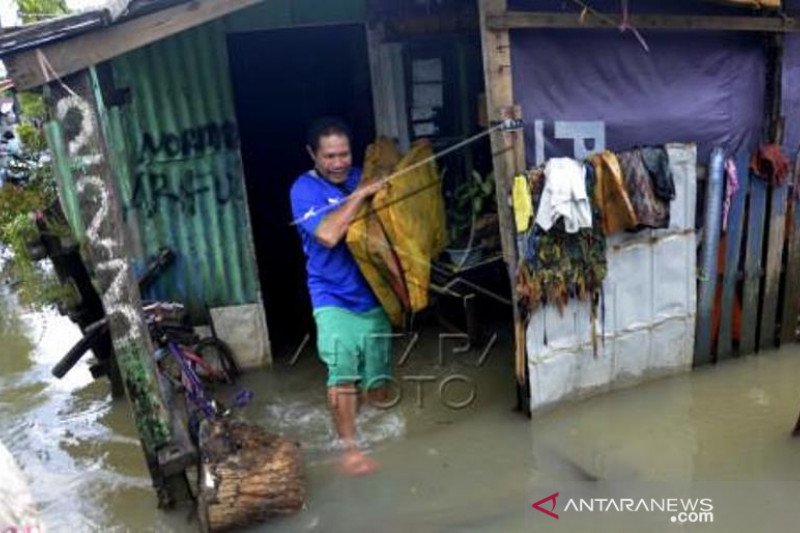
[590,151,638,235]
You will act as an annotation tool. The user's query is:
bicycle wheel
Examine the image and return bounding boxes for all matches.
[193,337,239,384]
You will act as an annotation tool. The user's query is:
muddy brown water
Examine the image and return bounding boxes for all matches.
[2,287,800,532]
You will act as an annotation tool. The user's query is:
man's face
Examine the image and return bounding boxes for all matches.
[311,134,352,184]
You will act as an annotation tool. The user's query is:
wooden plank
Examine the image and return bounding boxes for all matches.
[479,0,528,401]
[780,193,800,343]
[759,184,789,350]
[46,68,188,503]
[780,153,800,343]
[695,150,725,366]
[5,0,260,91]
[718,154,750,360]
[741,177,769,355]
[487,11,800,33]
[702,0,780,7]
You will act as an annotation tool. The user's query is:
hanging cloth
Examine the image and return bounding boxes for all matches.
[750,143,790,186]
[534,157,592,234]
[512,174,534,233]
[640,146,676,202]
[722,158,740,232]
[618,148,670,229]
[590,150,638,235]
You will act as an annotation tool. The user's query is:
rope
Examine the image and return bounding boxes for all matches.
[290,120,513,227]
[36,49,80,100]
[568,0,650,52]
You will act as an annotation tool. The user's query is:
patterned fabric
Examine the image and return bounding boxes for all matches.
[517,164,607,314]
[618,148,670,229]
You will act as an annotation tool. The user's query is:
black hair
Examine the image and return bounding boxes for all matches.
[306,117,352,153]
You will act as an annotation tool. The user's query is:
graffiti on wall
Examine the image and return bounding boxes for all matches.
[125,121,243,219]
[54,80,172,454]
[56,94,143,345]
[137,122,239,161]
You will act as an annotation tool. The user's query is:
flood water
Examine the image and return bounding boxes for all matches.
[2,285,800,532]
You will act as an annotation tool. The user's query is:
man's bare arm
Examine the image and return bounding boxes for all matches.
[315,180,385,248]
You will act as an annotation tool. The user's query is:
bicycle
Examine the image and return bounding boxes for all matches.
[143,301,239,388]
[149,314,253,444]
[52,301,240,387]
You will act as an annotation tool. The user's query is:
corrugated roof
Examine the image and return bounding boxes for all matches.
[0,0,192,58]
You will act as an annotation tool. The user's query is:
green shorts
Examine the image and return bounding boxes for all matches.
[314,306,392,389]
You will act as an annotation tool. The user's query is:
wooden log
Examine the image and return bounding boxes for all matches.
[759,184,789,350]
[198,420,305,532]
[718,154,749,360]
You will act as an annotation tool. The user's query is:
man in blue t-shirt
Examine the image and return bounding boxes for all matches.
[290,118,391,476]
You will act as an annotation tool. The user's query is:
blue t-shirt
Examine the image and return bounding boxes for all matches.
[290,168,379,312]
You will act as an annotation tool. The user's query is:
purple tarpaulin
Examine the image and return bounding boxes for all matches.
[782,33,800,156]
[510,28,766,163]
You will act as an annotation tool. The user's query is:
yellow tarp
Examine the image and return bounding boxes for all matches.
[346,137,447,326]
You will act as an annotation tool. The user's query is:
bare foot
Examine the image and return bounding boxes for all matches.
[340,449,379,476]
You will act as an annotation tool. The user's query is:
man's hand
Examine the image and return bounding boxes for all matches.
[354,178,387,200]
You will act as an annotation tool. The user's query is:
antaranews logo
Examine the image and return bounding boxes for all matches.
[531,492,714,524]
[532,492,560,519]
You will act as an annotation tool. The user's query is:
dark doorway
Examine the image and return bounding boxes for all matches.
[227,24,375,356]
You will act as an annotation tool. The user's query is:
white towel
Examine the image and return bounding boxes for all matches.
[534,157,592,233]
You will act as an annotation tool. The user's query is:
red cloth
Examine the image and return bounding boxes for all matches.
[750,144,790,186]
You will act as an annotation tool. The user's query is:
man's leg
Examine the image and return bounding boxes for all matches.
[328,384,377,475]
[315,307,377,476]
[362,307,394,409]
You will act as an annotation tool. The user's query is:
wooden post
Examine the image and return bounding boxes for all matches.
[741,178,769,355]
[781,191,800,343]
[45,69,189,505]
[718,153,750,360]
[754,32,786,351]
[760,184,788,350]
[479,0,528,410]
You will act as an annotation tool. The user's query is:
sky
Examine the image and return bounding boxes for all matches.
[0,0,107,27]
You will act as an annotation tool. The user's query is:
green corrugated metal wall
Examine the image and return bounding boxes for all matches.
[46,0,373,319]
[48,21,260,320]
[110,21,259,317]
